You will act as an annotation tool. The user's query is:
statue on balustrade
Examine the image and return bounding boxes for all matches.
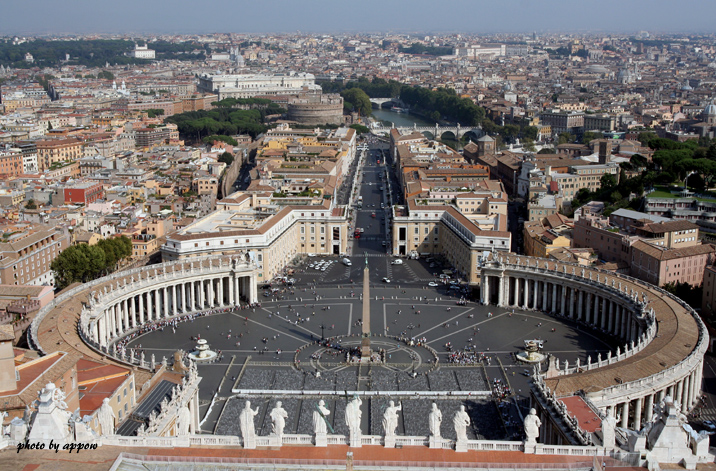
[453,405,470,442]
[270,401,288,440]
[176,405,191,436]
[345,396,362,438]
[429,402,442,438]
[313,399,330,435]
[239,400,259,445]
[382,400,401,438]
[524,408,541,444]
[98,398,116,436]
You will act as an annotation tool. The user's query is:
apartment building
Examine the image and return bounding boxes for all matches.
[0,223,70,286]
[391,200,511,284]
[36,138,83,171]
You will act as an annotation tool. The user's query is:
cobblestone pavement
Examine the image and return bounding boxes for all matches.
[127,280,616,435]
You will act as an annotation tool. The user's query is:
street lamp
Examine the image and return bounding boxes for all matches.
[685,171,696,193]
[320,323,326,341]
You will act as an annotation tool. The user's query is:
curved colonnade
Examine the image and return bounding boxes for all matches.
[27,251,707,439]
[29,255,260,370]
[480,254,707,432]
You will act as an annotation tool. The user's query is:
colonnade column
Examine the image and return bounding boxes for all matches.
[593,295,599,326]
[578,291,584,320]
[532,279,539,309]
[249,276,257,304]
[645,394,654,423]
[621,402,629,429]
[218,277,224,306]
[551,284,557,313]
[569,289,576,318]
[198,280,204,310]
[523,279,530,309]
[139,292,145,324]
[154,289,161,321]
[172,285,178,316]
[163,287,169,318]
[498,276,505,307]
[181,283,186,313]
[634,397,643,430]
[542,282,548,311]
[130,297,137,328]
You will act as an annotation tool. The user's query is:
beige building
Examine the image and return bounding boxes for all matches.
[391,200,511,284]
[36,138,83,171]
[0,223,70,287]
[161,193,349,282]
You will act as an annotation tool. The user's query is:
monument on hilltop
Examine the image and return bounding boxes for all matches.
[360,257,372,362]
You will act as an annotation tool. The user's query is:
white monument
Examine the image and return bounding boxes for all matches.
[601,414,617,449]
[27,383,72,446]
[313,399,331,447]
[524,408,542,453]
[270,401,288,444]
[176,405,191,436]
[382,400,401,448]
[345,397,362,447]
[428,402,443,448]
[453,405,470,452]
[239,400,259,449]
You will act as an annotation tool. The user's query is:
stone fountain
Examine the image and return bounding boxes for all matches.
[188,338,217,362]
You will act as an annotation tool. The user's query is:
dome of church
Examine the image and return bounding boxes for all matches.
[704,100,716,117]
[585,64,608,75]
[682,80,693,91]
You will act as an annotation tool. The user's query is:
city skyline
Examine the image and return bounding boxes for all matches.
[3,0,716,35]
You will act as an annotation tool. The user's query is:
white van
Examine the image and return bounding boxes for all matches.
[342,258,352,266]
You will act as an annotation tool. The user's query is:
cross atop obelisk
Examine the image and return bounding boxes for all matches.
[360,255,371,361]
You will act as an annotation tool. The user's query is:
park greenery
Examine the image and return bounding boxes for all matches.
[218,152,234,165]
[0,39,205,68]
[568,132,716,216]
[164,107,269,141]
[51,236,132,290]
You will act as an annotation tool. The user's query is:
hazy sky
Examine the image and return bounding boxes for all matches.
[3,0,716,35]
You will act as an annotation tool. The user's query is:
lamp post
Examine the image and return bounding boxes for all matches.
[685,171,696,192]
[320,323,326,341]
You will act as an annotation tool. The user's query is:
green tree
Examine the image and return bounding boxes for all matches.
[146,108,165,118]
[341,88,372,116]
[97,70,114,80]
[349,124,370,134]
[600,173,617,190]
[558,133,575,145]
[25,199,37,209]
[218,152,234,165]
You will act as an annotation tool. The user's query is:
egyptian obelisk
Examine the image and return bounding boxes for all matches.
[360,256,371,361]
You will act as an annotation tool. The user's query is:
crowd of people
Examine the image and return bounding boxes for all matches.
[491,378,512,401]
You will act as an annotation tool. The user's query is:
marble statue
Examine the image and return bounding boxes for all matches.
[453,405,470,442]
[429,402,442,438]
[239,401,259,446]
[382,400,401,437]
[176,405,191,436]
[601,414,617,448]
[524,408,541,444]
[345,397,362,438]
[270,401,288,439]
[98,398,116,436]
[313,400,330,435]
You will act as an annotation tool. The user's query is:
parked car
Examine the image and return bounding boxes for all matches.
[391,259,403,265]
[428,282,439,287]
